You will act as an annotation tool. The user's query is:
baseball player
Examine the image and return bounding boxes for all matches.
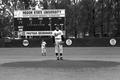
[41,39,47,56]
[52,25,64,60]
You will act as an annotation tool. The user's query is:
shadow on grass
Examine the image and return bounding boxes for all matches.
[1,60,120,68]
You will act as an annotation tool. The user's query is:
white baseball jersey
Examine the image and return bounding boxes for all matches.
[41,41,46,48]
[53,30,63,42]
[0,4,4,10]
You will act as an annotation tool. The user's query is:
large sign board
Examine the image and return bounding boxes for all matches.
[22,31,65,36]
[14,9,65,18]
[25,31,53,36]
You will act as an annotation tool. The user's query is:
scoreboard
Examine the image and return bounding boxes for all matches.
[14,9,65,37]
[14,17,65,31]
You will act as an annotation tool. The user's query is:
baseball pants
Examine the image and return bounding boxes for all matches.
[55,41,63,53]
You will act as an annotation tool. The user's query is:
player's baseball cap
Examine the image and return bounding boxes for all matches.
[55,24,60,28]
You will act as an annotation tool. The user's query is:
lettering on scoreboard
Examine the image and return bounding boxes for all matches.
[14,9,65,18]
[24,31,65,36]
[25,31,53,36]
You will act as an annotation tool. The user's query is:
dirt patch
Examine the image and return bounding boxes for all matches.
[1,60,120,69]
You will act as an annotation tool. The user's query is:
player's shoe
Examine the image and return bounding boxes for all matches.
[44,53,46,56]
[57,57,59,60]
[42,53,44,56]
[60,57,63,60]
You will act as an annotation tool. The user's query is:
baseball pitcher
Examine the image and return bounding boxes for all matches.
[52,25,64,60]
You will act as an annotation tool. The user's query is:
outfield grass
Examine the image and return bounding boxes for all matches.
[0,47,120,80]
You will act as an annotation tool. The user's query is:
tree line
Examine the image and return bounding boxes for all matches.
[58,0,120,38]
[0,0,120,38]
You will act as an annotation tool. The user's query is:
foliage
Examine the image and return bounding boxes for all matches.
[59,0,120,38]
[1,0,120,38]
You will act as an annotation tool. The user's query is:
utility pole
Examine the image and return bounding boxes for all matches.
[101,0,104,37]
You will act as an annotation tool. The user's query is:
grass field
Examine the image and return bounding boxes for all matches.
[0,47,120,80]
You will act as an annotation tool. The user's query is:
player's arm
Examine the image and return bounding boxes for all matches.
[61,31,65,42]
[59,35,64,45]
[52,31,55,44]
[61,35,65,42]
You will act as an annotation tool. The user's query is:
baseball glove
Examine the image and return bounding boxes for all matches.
[59,41,64,45]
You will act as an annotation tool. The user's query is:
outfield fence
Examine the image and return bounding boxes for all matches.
[0,38,120,47]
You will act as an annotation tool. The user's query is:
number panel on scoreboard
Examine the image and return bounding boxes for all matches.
[14,17,65,31]
[51,18,64,24]
[42,18,49,25]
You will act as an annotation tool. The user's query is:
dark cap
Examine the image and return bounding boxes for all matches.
[55,24,60,27]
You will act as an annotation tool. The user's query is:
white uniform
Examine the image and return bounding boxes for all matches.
[41,41,47,54]
[0,4,4,10]
[53,30,63,53]
[35,1,43,10]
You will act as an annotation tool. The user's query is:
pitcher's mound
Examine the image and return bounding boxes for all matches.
[1,60,120,68]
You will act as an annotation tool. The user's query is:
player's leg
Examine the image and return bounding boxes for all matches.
[59,44,63,60]
[44,48,47,56]
[55,42,59,60]
[41,48,44,56]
